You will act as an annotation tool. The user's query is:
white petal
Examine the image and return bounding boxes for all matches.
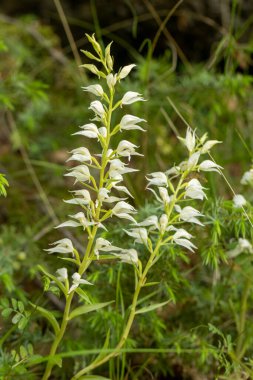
[121,91,145,105]
[198,160,222,173]
[55,220,81,228]
[118,64,136,79]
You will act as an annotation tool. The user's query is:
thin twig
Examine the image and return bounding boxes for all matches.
[142,0,191,69]
[53,0,84,77]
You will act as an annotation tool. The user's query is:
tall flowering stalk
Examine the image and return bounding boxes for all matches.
[40,35,221,380]
[41,34,144,380]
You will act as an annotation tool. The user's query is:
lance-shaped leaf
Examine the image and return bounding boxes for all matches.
[79,376,112,380]
[29,302,60,335]
[135,300,170,315]
[68,300,114,320]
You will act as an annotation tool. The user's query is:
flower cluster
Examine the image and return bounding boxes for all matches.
[124,127,221,254]
[227,238,253,258]
[241,167,253,187]
[44,34,145,293]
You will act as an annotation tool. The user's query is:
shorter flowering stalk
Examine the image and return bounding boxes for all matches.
[72,128,222,379]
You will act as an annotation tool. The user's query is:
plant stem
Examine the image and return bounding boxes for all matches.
[42,293,73,380]
[236,277,251,360]
[71,172,186,379]
[41,81,114,380]
[71,239,163,380]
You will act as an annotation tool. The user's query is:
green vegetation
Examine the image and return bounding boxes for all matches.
[0,3,253,380]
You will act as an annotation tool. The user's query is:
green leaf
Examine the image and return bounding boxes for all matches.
[1,298,9,308]
[18,316,28,330]
[143,282,160,287]
[75,287,92,304]
[80,50,101,62]
[29,302,60,335]
[58,257,79,265]
[68,301,114,321]
[20,345,28,359]
[11,298,18,309]
[12,313,22,324]
[11,349,19,362]
[80,376,112,380]
[135,300,170,315]
[37,265,66,295]
[18,301,24,313]
[2,307,13,318]
[92,329,110,365]
[27,344,34,355]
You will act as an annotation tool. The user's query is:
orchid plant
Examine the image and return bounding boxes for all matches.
[39,34,222,380]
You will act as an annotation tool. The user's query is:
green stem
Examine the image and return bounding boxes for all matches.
[236,278,251,360]
[71,240,162,380]
[42,293,73,380]
[71,172,187,379]
[41,79,115,380]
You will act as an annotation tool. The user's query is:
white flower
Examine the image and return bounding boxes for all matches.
[113,249,138,265]
[89,100,106,119]
[64,189,91,206]
[82,84,104,97]
[116,140,142,161]
[106,73,117,88]
[98,127,107,138]
[119,114,146,131]
[227,238,253,258]
[201,140,221,153]
[238,238,253,252]
[56,219,81,228]
[241,169,253,186]
[111,201,136,223]
[108,159,138,180]
[136,215,159,230]
[176,205,204,226]
[70,212,92,226]
[64,198,90,206]
[172,228,196,252]
[73,123,99,139]
[121,91,145,105]
[198,160,222,173]
[56,268,68,282]
[118,64,136,79]
[166,166,180,176]
[94,237,122,258]
[67,147,92,163]
[70,189,91,202]
[159,187,170,204]
[185,179,206,200]
[233,194,247,208]
[68,272,93,294]
[186,152,200,170]
[64,165,90,183]
[124,228,148,244]
[172,228,196,251]
[159,214,168,233]
[112,183,134,198]
[45,238,74,255]
[56,212,94,229]
[97,188,125,204]
[146,172,168,187]
[98,188,110,202]
[148,187,170,204]
[173,228,192,240]
[178,128,196,152]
